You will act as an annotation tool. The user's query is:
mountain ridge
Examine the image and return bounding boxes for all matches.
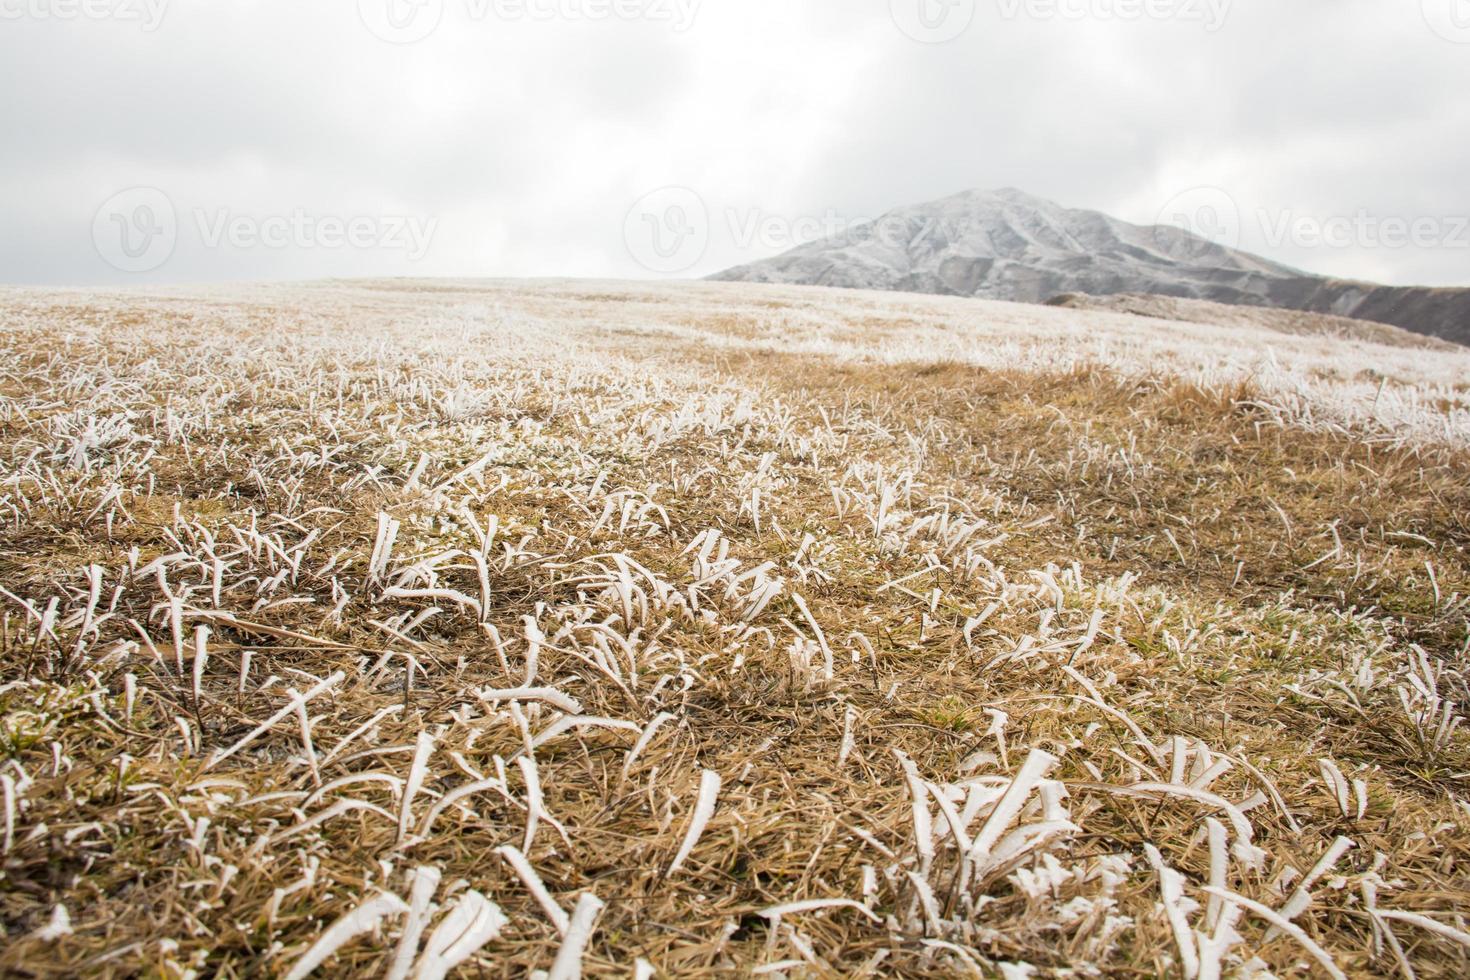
[709,188,1470,346]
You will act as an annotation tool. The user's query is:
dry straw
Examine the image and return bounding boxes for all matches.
[0,280,1467,976]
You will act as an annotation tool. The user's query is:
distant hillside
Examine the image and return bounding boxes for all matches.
[710,188,1470,345]
[1045,292,1458,351]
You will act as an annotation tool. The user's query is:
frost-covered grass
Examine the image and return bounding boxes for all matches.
[0,279,1467,977]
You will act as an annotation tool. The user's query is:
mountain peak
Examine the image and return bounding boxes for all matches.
[708,188,1468,345]
[714,185,1289,300]
[988,185,1052,203]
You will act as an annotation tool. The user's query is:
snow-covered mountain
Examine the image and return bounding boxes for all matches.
[710,188,1469,345]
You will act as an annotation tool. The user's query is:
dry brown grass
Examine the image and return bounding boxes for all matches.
[0,281,1467,978]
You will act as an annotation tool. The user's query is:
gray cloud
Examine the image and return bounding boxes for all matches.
[3,0,1467,287]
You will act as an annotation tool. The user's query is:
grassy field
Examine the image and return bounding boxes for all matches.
[0,279,1467,977]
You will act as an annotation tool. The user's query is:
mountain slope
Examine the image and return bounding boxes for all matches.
[710,188,1470,345]
[1045,291,1458,350]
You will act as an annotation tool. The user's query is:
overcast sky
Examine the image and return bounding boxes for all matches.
[4,0,1469,287]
